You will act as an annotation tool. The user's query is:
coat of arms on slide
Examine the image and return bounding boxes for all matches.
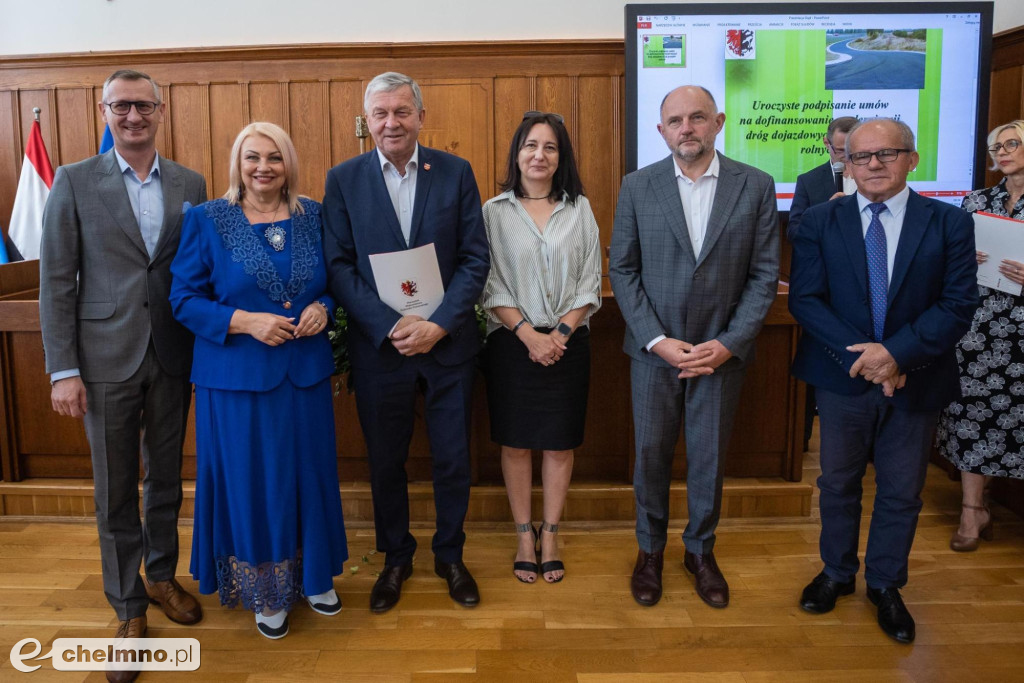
[726,29,755,59]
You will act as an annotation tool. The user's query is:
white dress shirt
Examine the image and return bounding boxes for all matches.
[646,152,721,351]
[377,145,418,245]
[856,185,910,286]
[675,151,720,258]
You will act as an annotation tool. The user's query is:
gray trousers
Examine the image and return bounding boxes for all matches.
[83,343,191,620]
[630,358,746,555]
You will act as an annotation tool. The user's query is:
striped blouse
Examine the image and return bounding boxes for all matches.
[480,190,602,335]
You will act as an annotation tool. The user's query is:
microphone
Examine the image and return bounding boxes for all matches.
[831,161,845,194]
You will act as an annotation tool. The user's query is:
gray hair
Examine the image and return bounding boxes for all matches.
[102,69,161,104]
[845,117,916,155]
[363,72,423,113]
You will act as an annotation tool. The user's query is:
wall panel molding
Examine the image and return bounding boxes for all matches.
[0,40,625,236]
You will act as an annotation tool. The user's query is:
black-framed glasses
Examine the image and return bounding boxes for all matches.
[104,100,159,116]
[523,110,564,123]
[847,148,912,165]
[988,139,1022,154]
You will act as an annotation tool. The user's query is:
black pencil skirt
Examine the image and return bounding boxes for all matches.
[482,325,591,450]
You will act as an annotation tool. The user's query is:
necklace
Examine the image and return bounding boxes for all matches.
[520,194,552,200]
[246,196,286,251]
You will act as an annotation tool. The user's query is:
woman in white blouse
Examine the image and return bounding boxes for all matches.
[480,111,602,584]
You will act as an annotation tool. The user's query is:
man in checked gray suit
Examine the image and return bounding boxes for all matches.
[609,85,779,609]
[40,69,206,679]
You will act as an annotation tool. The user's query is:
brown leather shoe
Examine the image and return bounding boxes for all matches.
[106,615,146,683]
[630,549,664,606]
[145,578,203,625]
[684,550,729,608]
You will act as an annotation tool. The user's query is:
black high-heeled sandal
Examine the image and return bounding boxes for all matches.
[539,521,565,583]
[513,521,539,583]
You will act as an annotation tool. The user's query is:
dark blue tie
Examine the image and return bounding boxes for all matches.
[866,202,888,342]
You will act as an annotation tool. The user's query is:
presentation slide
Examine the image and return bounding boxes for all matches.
[628,5,991,210]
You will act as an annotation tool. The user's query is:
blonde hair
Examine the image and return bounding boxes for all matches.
[224,122,303,214]
[987,120,1024,172]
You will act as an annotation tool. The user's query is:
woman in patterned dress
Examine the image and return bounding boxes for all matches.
[937,120,1024,551]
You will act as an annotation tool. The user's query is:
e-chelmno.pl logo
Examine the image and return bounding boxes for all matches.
[9,637,200,673]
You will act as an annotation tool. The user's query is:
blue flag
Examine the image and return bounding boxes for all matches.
[0,229,9,265]
[100,125,114,154]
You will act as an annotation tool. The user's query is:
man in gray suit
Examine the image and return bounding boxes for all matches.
[40,69,206,679]
[609,85,779,609]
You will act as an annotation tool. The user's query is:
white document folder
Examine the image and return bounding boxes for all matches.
[973,211,1024,295]
[368,242,445,318]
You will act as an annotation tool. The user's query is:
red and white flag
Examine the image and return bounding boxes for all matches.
[9,120,55,260]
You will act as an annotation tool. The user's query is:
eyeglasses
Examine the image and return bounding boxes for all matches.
[988,139,1022,154]
[523,111,564,123]
[104,100,159,116]
[847,148,912,165]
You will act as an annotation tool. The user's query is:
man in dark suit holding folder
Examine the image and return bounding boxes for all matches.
[323,72,489,613]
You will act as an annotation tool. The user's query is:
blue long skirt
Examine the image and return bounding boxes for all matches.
[190,378,348,614]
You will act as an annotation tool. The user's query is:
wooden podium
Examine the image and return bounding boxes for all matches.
[1,261,810,519]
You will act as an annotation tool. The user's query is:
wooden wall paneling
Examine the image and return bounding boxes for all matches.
[986,65,1024,187]
[44,90,61,166]
[576,75,619,261]
[0,91,17,226]
[248,82,288,130]
[328,80,366,169]
[10,331,91,478]
[491,77,532,197]
[17,90,53,164]
[55,89,95,167]
[207,83,246,197]
[288,80,330,202]
[417,79,494,200]
[168,84,213,185]
[535,76,576,140]
[92,86,105,155]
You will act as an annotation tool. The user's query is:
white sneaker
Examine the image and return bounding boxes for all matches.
[306,588,342,616]
[254,609,289,639]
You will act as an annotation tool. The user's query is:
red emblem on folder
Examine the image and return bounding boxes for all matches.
[401,280,418,297]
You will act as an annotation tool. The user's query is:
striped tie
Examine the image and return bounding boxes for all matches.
[866,202,888,342]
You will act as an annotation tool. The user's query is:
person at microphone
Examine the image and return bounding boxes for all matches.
[787,116,858,239]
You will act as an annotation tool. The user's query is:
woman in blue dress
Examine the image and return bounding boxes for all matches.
[170,122,347,639]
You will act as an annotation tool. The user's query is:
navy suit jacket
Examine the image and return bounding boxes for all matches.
[788,161,841,239]
[322,147,489,372]
[789,190,978,411]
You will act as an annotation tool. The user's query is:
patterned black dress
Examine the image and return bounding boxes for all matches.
[936,179,1024,479]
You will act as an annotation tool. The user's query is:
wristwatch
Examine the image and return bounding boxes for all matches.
[556,322,572,337]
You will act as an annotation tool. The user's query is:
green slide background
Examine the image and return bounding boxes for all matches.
[725,30,826,183]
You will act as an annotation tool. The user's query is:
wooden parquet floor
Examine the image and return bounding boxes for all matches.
[1,432,1023,682]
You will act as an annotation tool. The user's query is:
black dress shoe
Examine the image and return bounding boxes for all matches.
[434,560,480,607]
[630,549,664,606]
[800,571,855,614]
[370,563,413,614]
[867,586,915,643]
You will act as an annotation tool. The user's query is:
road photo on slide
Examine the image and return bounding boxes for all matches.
[826,29,927,90]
